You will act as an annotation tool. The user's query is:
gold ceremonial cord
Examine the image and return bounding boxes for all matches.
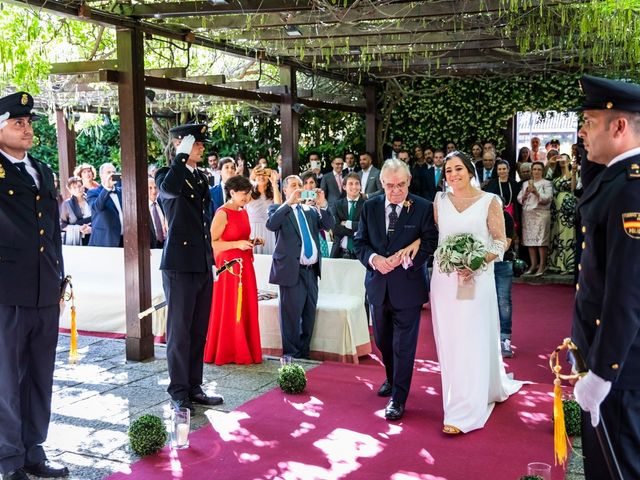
[549,337,586,381]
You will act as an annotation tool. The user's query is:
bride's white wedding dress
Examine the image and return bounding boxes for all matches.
[431,191,525,433]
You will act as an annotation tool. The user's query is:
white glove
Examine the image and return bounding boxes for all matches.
[574,371,612,427]
[175,134,195,156]
[0,111,9,129]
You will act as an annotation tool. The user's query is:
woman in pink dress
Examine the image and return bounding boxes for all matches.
[204,175,263,365]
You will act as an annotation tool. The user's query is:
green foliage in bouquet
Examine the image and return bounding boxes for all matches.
[128,414,167,456]
[435,233,486,274]
[278,364,307,394]
[563,398,582,437]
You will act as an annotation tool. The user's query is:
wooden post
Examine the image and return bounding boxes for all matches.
[504,114,517,167]
[365,84,377,160]
[117,27,154,361]
[55,109,76,199]
[280,65,299,178]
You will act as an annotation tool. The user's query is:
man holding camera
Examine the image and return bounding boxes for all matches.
[266,175,335,359]
[156,124,223,414]
[87,162,123,247]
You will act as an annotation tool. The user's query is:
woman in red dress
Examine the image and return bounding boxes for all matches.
[204,175,263,365]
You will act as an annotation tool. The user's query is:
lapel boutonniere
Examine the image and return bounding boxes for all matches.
[403,199,413,213]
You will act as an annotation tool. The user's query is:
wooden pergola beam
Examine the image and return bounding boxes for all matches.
[120,0,317,18]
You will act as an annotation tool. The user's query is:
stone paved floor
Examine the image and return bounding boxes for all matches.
[42,334,316,480]
[37,334,584,480]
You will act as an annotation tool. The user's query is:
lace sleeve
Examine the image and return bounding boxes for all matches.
[486,196,507,260]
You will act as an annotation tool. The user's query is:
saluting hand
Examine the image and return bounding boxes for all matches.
[0,111,9,130]
[175,134,196,156]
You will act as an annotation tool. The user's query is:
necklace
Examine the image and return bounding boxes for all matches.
[498,180,512,207]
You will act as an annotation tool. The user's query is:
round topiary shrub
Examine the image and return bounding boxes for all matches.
[278,364,307,394]
[128,414,167,456]
[563,398,582,437]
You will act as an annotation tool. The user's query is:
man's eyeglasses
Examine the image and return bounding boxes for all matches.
[383,181,408,191]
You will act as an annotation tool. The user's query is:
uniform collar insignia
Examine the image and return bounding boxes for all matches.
[628,163,640,179]
[0,164,5,179]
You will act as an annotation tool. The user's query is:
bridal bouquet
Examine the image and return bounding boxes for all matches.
[434,233,487,299]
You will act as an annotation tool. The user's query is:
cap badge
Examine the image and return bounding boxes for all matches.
[201,126,207,133]
[606,101,614,109]
[20,94,28,106]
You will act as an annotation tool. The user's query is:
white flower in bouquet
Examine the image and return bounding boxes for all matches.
[435,233,487,274]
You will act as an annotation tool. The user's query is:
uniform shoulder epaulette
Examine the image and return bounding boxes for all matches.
[628,162,640,179]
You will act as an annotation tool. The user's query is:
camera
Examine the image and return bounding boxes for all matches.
[111,173,122,183]
[300,190,317,201]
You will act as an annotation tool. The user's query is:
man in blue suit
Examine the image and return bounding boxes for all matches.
[87,162,123,247]
[209,157,236,219]
[266,175,335,359]
[354,159,438,421]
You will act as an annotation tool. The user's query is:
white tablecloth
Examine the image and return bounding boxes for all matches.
[253,254,371,363]
[59,246,167,338]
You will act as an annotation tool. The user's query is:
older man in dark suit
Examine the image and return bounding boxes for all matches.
[571,75,640,480]
[87,162,123,247]
[156,124,223,415]
[0,92,68,479]
[266,175,335,359]
[354,159,438,421]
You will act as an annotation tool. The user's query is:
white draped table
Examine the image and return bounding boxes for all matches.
[59,247,371,363]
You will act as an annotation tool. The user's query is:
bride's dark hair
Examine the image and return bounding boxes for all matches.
[443,150,477,178]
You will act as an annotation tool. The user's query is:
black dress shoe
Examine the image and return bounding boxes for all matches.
[172,398,195,415]
[377,379,392,397]
[190,392,224,406]
[1,469,29,480]
[24,460,69,478]
[384,400,405,421]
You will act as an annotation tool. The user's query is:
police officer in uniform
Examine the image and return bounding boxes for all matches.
[0,93,68,479]
[155,124,223,413]
[572,75,640,479]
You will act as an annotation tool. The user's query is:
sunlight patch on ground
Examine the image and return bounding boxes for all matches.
[291,421,317,438]
[288,396,324,418]
[391,472,448,480]
[274,428,384,479]
[377,422,403,439]
[415,359,441,374]
[206,410,278,448]
[418,448,436,465]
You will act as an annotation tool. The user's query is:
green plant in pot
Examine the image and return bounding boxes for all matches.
[278,363,307,394]
[563,398,582,437]
[128,414,167,456]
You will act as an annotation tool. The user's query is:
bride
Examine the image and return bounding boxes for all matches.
[430,152,525,434]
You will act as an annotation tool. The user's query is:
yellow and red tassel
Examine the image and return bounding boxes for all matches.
[553,375,569,466]
[236,281,243,323]
[69,303,78,363]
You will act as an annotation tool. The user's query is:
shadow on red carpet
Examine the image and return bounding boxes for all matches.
[109,284,575,480]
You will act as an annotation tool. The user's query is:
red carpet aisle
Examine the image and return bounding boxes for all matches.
[109,284,575,480]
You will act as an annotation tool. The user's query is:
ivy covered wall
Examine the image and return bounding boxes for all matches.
[384,74,584,155]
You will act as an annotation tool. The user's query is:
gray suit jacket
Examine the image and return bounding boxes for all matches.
[358,166,383,196]
[266,203,335,287]
[320,172,344,206]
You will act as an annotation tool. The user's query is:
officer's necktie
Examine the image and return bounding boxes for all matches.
[151,202,165,243]
[387,204,398,237]
[15,161,37,189]
[296,205,313,259]
[347,200,355,252]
